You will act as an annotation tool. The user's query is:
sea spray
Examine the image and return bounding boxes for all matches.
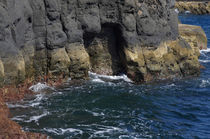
[29,82,53,92]
[88,71,133,83]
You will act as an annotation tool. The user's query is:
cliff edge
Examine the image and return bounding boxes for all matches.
[0,0,199,85]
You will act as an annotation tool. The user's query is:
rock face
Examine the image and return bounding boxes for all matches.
[125,38,200,82]
[0,0,201,85]
[175,1,210,14]
[179,24,207,56]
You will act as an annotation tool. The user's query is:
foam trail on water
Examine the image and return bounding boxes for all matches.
[25,112,49,123]
[29,93,46,107]
[200,48,210,53]
[199,59,210,63]
[43,128,83,135]
[88,71,133,83]
[7,103,29,108]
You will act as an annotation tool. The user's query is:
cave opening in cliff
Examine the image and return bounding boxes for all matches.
[84,23,127,75]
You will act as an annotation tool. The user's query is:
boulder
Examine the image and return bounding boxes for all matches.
[125,38,200,83]
[179,24,207,56]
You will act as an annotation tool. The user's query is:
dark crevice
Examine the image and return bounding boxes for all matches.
[43,0,49,80]
[83,23,127,75]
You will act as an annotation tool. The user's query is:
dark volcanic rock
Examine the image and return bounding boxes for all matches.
[0,0,200,84]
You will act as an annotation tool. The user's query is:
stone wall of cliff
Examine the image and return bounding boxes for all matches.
[0,0,201,85]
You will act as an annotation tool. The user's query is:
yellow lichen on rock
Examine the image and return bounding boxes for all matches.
[0,59,4,78]
[179,24,207,57]
[124,38,200,83]
[48,48,70,76]
[2,52,26,85]
[66,43,90,79]
[0,59,4,86]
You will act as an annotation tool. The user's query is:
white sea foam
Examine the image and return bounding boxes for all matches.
[7,93,46,108]
[7,103,29,108]
[185,11,191,14]
[166,83,176,88]
[200,79,210,88]
[175,9,179,14]
[43,128,83,135]
[11,115,26,121]
[25,112,48,123]
[85,110,105,116]
[91,78,106,83]
[94,127,123,135]
[199,48,210,63]
[88,71,133,83]
[199,59,210,63]
[29,82,53,92]
[28,93,47,107]
[91,125,124,137]
[200,48,210,53]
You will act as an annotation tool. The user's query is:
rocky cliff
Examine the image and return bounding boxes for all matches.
[0,0,201,85]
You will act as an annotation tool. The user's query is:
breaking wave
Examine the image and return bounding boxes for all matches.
[88,71,133,83]
[200,79,210,88]
[43,128,83,136]
[29,82,54,93]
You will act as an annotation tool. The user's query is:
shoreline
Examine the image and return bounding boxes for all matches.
[175,1,210,14]
[0,76,68,139]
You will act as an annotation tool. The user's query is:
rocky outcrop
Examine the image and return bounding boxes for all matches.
[125,38,200,82]
[175,1,210,14]
[179,24,207,56]
[0,0,180,86]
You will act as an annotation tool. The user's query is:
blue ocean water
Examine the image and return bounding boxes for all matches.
[9,14,210,139]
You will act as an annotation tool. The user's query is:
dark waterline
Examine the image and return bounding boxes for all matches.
[9,14,210,139]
